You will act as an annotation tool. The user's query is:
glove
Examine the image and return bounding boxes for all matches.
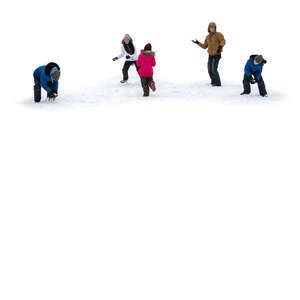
[47,91,58,99]
[112,57,118,61]
[217,46,223,54]
[192,39,199,44]
[126,55,131,59]
[248,75,256,84]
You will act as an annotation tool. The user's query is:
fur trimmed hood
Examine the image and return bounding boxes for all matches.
[208,22,217,33]
[141,50,155,57]
[122,34,132,43]
[122,34,135,55]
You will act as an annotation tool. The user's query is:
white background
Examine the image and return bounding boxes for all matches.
[0,0,299,299]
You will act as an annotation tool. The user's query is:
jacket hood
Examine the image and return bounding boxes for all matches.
[250,54,267,64]
[122,39,135,55]
[45,62,60,76]
[141,50,155,57]
[208,22,217,33]
[122,34,132,43]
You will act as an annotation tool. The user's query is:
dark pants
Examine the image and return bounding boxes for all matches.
[208,55,221,86]
[122,61,138,81]
[34,76,41,102]
[243,74,267,96]
[140,77,154,96]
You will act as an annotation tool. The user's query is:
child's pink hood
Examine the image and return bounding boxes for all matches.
[137,52,156,77]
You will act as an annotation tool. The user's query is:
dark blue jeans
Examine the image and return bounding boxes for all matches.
[208,55,221,86]
[33,76,41,102]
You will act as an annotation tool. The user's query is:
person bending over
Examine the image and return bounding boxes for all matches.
[33,62,61,102]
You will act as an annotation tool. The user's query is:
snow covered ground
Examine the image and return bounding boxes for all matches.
[22,77,283,109]
[1,0,300,300]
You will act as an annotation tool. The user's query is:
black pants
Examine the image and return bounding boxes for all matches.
[34,76,41,102]
[140,77,153,96]
[243,74,267,96]
[122,61,138,81]
[208,55,221,86]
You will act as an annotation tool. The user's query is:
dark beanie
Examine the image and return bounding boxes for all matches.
[144,43,152,51]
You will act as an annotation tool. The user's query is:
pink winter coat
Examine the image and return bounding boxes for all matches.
[137,51,156,77]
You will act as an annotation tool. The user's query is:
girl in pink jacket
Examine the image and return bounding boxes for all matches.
[136,44,156,97]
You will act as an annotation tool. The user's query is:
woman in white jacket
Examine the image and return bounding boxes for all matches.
[113,34,139,83]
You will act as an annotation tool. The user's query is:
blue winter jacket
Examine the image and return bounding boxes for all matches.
[244,55,266,80]
[33,64,59,93]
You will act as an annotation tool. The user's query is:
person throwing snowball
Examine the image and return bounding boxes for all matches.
[192,22,226,87]
[112,34,139,84]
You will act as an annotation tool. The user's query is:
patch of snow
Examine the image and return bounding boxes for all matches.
[22,77,283,109]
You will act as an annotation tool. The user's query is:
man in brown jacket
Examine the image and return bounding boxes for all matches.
[193,22,226,86]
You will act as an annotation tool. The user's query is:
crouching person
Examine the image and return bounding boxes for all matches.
[33,62,61,102]
[136,44,156,97]
[241,55,268,97]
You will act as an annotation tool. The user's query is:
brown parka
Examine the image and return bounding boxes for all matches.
[198,22,226,56]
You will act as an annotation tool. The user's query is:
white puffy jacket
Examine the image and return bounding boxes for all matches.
[117,45,138,62]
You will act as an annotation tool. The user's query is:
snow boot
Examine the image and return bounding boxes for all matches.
[240,92,250,95]
[149,81,156,92]
[120,80,128,84]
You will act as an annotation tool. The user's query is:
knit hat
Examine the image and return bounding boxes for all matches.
[144,43,152,51]
[50,67,61,81]
[254,55,264,64]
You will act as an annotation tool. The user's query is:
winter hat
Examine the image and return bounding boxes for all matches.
[50,67,61,81]
[254,55,264,64]
[144,43,152,51]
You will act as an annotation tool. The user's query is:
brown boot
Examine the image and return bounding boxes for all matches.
[149,81,156,92]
